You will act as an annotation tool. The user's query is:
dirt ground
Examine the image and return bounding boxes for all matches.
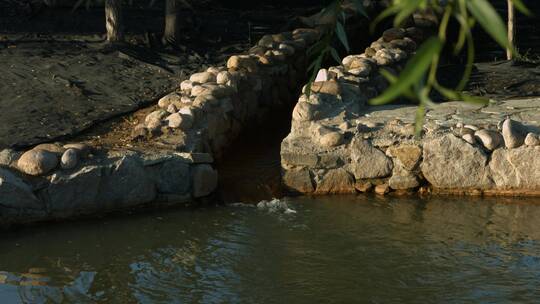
[465,61,540,99]
[0,0,319,149]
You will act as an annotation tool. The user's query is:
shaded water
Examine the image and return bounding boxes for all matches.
[1,195,540,303]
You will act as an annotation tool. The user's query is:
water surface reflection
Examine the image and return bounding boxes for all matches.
[1,196,540,303]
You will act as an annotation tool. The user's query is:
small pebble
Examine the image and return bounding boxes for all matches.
[374,184,390,195]
[462,133,476,144]
[502,118,527,148]
[166,104,178,114]
[474,129,503,151]
[464,124,479,131]
[315,69,328,82]
[60,148,79,170]
[525,133,540,146]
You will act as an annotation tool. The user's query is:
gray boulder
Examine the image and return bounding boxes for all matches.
[147,158,191,195]
[386,144,422,171]
[282,168,314,193]
[0,168,41,210]
[382,28,406,42]
[349,136,393,179]
[292,101,320,122]
[389,173,419,190]
[192,164,218,198]
[45,156,156,217]
[166,113,193,129]
[315,168,355,194]
[490,146,540,190]
[17,149,59,176]
[421,134,493,189]
[0,149,21,167]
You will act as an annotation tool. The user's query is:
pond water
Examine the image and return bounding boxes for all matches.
[1,195,540,303]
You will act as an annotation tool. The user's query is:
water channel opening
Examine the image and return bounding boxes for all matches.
[215,24,382,204]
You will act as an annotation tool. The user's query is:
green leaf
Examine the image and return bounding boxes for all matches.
[307,39,325,56]
[335,22,350,53]
[307,53,323,71]
[467,0,512,51]
[381,69,419,99]
[435,83,488,105]
[511,0,531,15]
[456,20,475,91]
[350,0,369,18]
[394,0,422,27]
[369,37,443,105]
[453,15,469,54]
[329,47,342,64]
[370,5,400,33]
[379,69,398,84]
[434,83,460,100]
[460,93,489,105]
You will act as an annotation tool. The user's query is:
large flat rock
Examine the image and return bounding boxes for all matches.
[490,146,540,190]
[421,134,493,189]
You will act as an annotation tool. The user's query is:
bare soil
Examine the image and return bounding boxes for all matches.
[465,61,540,99]
[0,0,319,149]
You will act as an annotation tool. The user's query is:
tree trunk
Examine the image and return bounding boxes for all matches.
[507,0,515,60]
[163,0,180,45]
[105,0,124,43]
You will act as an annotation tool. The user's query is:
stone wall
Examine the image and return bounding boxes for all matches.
[0,1,381,226]
[0,148,217,226]
[0,19,320,224]
[281,17,540,196]
[135,27,319,160]
[132,0,381,160]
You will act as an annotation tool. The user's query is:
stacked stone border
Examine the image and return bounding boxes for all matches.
[136,27,321,160]
[281,15,540,197]
[1,2,381,226]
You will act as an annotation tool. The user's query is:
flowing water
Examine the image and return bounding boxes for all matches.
[1,195,540,303]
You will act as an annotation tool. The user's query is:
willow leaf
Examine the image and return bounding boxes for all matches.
[369,37,443,105]
[329,47,341,64]
[511,0,531,15]
[335,22,350,53]
[350,0,369,18]
[467,0,512,51]
[394,0,422,27]
[370,5,400,33]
